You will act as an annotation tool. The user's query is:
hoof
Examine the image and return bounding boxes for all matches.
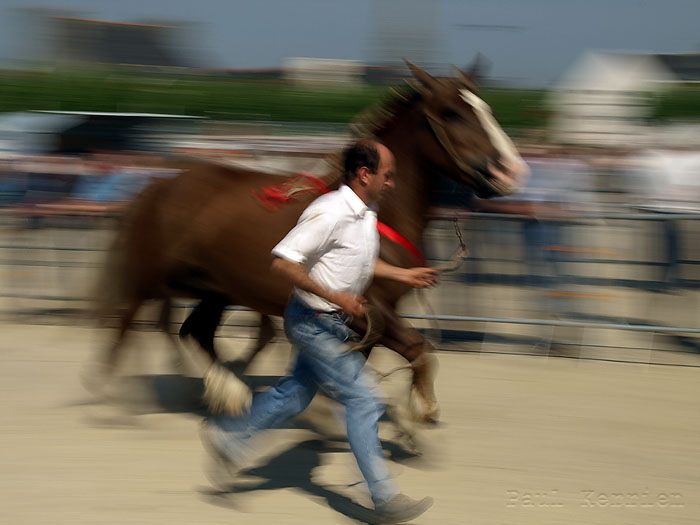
[408,387,440,424]
[203,363,252,416]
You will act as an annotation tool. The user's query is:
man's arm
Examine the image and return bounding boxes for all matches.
[270,257,367,317]
[374,259,439,288]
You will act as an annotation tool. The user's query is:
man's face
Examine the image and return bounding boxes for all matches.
[367,146,396,204]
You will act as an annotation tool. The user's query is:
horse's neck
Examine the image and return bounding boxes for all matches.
[374,115,435,246]
[314,108,435,247]
[317,152,430,248]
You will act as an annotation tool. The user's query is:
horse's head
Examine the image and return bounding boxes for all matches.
[405,61,528,198]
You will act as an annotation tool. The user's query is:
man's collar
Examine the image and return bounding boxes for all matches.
[339,184,373,217]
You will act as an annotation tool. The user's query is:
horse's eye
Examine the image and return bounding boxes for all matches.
[441,109,461,122]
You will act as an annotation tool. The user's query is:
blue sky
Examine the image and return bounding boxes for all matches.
[2,0,699,86]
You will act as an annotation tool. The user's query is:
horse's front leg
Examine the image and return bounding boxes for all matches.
[368,296,439,424]
[383,328,440,424]
[412,342,440,424]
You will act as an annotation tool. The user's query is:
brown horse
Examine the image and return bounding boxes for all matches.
[95,62,527,423]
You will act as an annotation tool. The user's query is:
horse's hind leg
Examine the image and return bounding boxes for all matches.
[157,296,191,371]
[104,299,142,371]
[157,296,174,335]
[83,297,142,396]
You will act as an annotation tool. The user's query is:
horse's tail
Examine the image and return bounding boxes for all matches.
[92,178,168,323]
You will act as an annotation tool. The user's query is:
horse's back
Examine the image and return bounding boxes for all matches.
[116,159,311,312]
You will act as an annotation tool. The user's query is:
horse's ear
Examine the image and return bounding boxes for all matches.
[452,64,476,87]
[461,53,491,87]
[404,59,440,92]
[453,65,476,89]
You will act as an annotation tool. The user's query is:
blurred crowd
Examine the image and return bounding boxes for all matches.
[3,144,699,210]
[485,146,699,295]
[1,142,699,295]
[0,152,178,213]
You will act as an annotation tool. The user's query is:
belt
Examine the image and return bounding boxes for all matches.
[316,309,350,323]
[315,308,342,315]
[290,295,349,321]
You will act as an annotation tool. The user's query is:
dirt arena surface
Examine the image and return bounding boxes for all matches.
[1,322,698,524]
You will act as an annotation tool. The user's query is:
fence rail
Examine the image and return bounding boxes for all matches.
[1,208,699,363]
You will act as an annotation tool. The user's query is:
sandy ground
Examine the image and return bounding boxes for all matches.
[1,321,699,525]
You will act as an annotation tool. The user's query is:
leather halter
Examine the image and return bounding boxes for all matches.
[425,109,476,176]
[424,105,512,196]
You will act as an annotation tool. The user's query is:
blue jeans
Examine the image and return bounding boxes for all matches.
[211,295,398,505]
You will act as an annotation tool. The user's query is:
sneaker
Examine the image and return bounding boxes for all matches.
[374,493,433,523]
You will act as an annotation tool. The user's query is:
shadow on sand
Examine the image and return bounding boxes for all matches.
[199,438,410,525]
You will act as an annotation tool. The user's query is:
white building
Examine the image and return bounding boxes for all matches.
[283,57,363,85]
[549,51,676,147]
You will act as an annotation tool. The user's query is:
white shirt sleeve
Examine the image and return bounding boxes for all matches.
[271,206,336,264]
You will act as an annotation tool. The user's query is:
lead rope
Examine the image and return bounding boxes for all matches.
[371,219,469,382]
[415,218,469,347]
[371,352,429,381]
[433,218,469,273]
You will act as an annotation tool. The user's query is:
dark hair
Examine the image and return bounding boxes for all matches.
[343,139,381,183]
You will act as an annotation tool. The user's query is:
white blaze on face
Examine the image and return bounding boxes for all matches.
[459,89,528,189]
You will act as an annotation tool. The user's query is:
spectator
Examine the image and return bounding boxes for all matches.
[627,148,700,290]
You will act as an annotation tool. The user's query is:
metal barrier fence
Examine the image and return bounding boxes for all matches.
[1,208,699,365]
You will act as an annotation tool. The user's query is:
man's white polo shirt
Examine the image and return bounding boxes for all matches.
[271,184,379,312]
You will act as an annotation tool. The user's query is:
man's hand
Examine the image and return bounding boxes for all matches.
[401,267,440,288]
[374,258,440,288]
[327,292,367,317]
[330,291,368,317]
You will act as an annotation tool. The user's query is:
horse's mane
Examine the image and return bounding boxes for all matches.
[296,84,422,190]
[351,84,421,138]
[201,84,423,194]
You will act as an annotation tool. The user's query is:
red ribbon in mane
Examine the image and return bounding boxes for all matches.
[254,174,425,265]
[253,172,330,211]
